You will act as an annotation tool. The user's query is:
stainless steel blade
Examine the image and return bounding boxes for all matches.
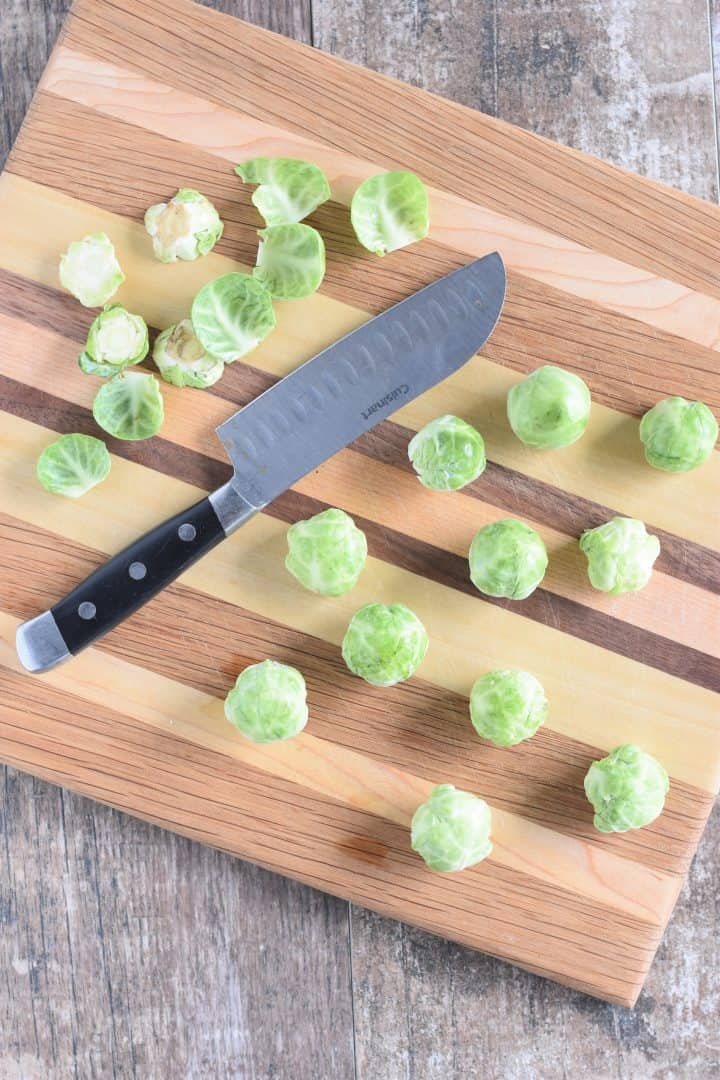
[217,252,506,508]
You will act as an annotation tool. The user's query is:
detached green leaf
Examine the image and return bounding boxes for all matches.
[235,157,331,225]
[350,171,429,256]
[191,272,276,364]
[253,224,326,300]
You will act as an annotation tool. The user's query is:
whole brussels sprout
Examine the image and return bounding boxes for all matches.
[411,784,493,872]
[408,414,486,491]
[469,518,548,600]
[36,433,111,498]
[224,660,308,743]
[507,365,591,449]
[79,303,149,377]
[145,188,224,262]
[579,517,660,595]
[92,371,165,441]
[59,232,124,308]
[584,744,669,833]
[639,396,717,472]
[153,319,225,389]
[342,602,428,686]
[286,508,367,596]
[470,669,547,747]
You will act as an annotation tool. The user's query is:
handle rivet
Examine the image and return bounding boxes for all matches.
[78,601,96,620]
[178,523,197,542]
[129,561,147,581]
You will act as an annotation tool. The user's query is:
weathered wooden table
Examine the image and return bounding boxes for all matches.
[1,1,718,1076]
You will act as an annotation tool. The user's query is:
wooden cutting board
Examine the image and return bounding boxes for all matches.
[0,0,718,1008]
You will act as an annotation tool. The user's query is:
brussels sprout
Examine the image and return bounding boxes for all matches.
[639,396,718,472]
[144,188,224,263]
[411,784,492,872]
[408,414,486,491]
[469,518,548,600]
[235,157,331,226]
[191,272,276,364]
[470,669,547,747]
[92,371,164,441]
[579,517,660,595]
[36,433,111,498]
[286,508,367,596]
[584,744,669,833]
[59,232,125,308]
[507,365,591,449]
[153,319,225,389]
[224,660,308,743]
[252,224,326,300]
[78,303,149,378]
[351,171,429,256]
[342,602,428,687]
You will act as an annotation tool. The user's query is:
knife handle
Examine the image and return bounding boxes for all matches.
[16,481,256,673]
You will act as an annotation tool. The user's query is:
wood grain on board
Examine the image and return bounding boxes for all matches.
[0,0,718,1026]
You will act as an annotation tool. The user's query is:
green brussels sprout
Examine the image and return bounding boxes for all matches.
[351,171,429,256]
[408,414,486,491]
[144,188,224,263]
[92,370,165,441]
[59,232,125,308]
[153,319,225,389]
[252,224,326,300]
[342,602,428,686]
[286,508,367,596]
[639,396,718,472]
[507,365,591,449]
[470,669,547,747]
[584,744,669,833]
[224,660,308,743]
[411,784,492,872]
[36,433,111,498]
[469,518,548,600]
[191,272,276,364]
[78,303,149,378]
[579,517,660,595]
[235,157,331,226]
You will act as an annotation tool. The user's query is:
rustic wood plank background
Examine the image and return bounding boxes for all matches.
[1,0,718,1076]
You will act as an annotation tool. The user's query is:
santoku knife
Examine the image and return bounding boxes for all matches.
[16,252,506,673]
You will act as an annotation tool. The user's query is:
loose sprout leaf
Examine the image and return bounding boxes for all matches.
[153,319,225,389]
[584,745,669,833]
[224,660,308,743]
[286,508,367,596]
[579,516,660,595]
[350,171,429,256]
[411,784,492,873]
[408,414,486,491]
[59,232,125,308]
[191,272,276,364]
[507,365,591,449]
[36,433,111,498]
[469,518,548,600]
[235,157,331,225]
[342,602,428,687]
[253,224,326,300]
[92,371,165,441]
[144,188,224,262]
[470,669,548,747]
[79,303,149,378]
[639,395,718,472]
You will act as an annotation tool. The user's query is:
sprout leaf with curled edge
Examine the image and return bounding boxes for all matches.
[584,744,669,833]
[153,319,225,389]
[253,224,326,300]
[469,518,548,600]
[470,669,548,747]
[224,660,308,744]
[411,784,493,872]
[235,158,331,226]
[351,171,429,256]
[78,304,149,378]
[191,272,276,364]
[59,232,125,308]
[408,414,486,491]
[579,517,660,595]
[342,602,428,686]
[92,370,164,442]
[36,433,111,498]
[286,508,367,596]
[507,365,591,449]
[145,188,224,263]
[639,395,718,472]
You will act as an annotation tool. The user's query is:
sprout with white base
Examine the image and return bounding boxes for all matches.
[153,319,224,389]
[59,233,124,308]
[145,188,223,263]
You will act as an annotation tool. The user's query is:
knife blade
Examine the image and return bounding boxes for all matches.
[16,252,506,673]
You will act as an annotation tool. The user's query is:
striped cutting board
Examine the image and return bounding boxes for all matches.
[0,0,718,1008]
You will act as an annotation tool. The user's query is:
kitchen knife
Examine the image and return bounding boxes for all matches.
[16,252,506,673]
